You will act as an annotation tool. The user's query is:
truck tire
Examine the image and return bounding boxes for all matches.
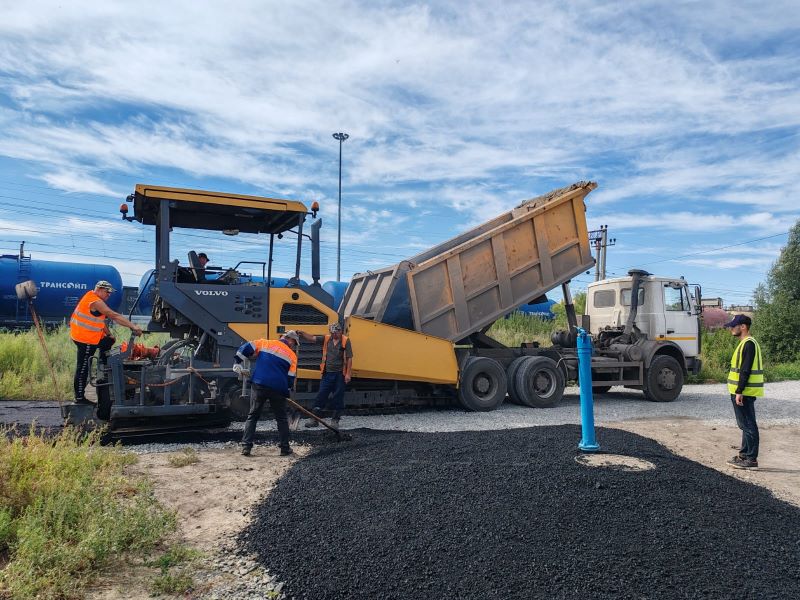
[644,355,684,402]
[506,357,529,405]
[515,356,565,408]
[458,357,507,411]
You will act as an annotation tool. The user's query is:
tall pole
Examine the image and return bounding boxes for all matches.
[332,132,349,281]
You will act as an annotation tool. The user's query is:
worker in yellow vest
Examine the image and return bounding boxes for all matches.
[69,280,143,404]
[724,314,763,470]
[298,323,353,429]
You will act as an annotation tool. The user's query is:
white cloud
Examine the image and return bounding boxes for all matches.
[588,211,796,235]
[40,171,119,196]
[0,0,799,291]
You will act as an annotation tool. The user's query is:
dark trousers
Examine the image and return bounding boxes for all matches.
[73,336,114,401]
[241,383,290,451]
[313,371,346,417]
[731,394,759,460]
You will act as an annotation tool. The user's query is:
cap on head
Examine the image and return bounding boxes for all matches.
[95,280,116,293]
[198,252,208,260]
[282,330,300,344]
[724,314,751,328]
[329,323,342,334]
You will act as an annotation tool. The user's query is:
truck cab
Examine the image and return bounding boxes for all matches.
[586,273,702,373]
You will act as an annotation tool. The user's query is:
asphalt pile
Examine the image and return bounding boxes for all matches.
[242,424,800,599]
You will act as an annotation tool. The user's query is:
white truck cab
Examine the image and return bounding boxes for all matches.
[585,272,702,375]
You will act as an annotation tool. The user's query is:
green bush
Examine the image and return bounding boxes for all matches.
[0,426,176,599]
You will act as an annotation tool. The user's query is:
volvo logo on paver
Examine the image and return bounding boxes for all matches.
[194,290,228,296]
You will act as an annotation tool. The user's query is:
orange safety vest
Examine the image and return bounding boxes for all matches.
[69,290,106,344]
[320,334,351,377]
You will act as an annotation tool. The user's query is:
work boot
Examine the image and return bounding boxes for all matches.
[241,446,252,456]
[304,418,320,428]
[727,456,758,469]
[280,447,294,456]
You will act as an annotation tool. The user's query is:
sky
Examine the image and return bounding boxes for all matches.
[1,0,799,308]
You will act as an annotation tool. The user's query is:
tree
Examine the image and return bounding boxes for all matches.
[753,220,800,362]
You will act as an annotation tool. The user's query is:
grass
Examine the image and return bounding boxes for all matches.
[487,312,555,347]
[149,544,201,595]
[167,448,200,468]
[0,326,75,400]
[0,326,168,401]
[0,426,176,600]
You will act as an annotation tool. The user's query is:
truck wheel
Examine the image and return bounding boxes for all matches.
[506,357,529,405]
[458,357,507,411]
[644,355,684,402]
[515,356,565,408]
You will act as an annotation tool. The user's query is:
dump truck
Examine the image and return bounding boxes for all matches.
[340,181,702,409]
[74,181,699,430]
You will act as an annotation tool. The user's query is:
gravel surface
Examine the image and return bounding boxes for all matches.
[3,381,799,453]
[233,381,800,435]
[241,425,800,600]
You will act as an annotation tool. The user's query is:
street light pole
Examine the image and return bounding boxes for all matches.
[332,132,349,281]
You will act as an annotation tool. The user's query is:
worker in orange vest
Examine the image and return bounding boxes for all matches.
[70,280,142,404]
[298,323,353,429]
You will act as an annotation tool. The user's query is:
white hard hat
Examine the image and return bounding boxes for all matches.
[283,330,300,344]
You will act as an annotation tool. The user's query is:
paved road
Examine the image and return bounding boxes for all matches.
[3,382,798,434]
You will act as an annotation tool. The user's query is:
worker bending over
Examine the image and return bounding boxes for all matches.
[236,330,300,456]
[299,323,353,429]
[70,280,142,404]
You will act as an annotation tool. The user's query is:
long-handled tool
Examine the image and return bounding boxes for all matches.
[239,366,352,442]
[287,397,352,442]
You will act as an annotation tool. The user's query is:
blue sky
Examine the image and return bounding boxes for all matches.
[1,0,799,307]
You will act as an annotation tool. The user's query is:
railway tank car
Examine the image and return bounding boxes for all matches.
[0,251,123,328]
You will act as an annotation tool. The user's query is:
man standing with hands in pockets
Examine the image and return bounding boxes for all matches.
[724,314,764,470]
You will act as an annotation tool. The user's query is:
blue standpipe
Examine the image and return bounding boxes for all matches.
[577,327,600,452]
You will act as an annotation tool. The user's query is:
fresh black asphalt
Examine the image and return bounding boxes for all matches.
[240,425,800,600]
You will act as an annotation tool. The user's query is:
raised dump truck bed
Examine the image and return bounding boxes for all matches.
[341,181,596,342]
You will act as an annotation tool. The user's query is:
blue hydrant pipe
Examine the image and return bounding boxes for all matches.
[577,327,600,452]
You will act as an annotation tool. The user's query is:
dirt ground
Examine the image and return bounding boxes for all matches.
[86,444,312,599]
[86,420,800,598]
[618,419,800,507]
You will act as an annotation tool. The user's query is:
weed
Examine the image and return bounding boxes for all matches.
[0,426,176,599]
[167,448,200,468]
[151,571,195,595]
[148,543,200,596]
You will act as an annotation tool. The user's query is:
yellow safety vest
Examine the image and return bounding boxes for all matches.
[727,336,764,397]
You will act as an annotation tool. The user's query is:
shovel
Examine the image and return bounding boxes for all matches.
[287,397,353,442]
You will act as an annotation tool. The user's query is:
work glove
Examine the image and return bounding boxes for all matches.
[232,363,244,376]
